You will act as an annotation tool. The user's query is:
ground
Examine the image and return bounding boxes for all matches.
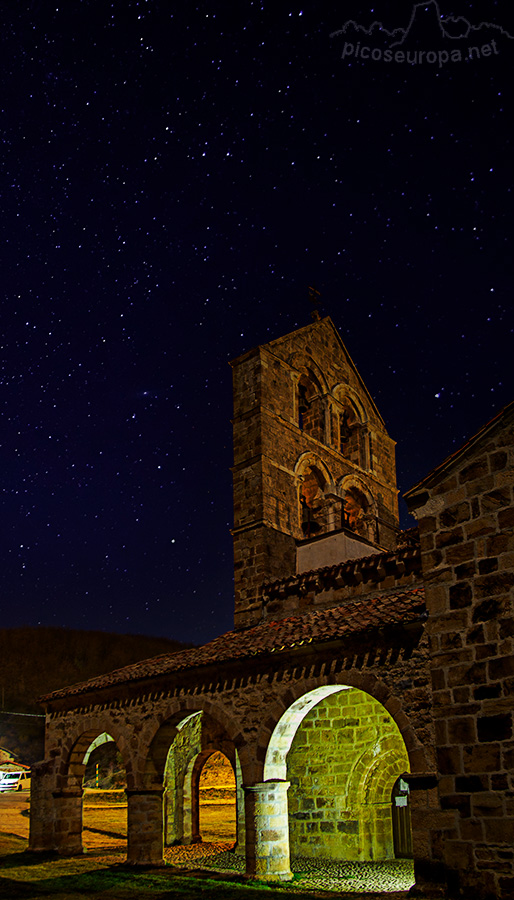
[0,791,423,899]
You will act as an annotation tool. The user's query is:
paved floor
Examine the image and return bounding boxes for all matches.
[164,841,415,893]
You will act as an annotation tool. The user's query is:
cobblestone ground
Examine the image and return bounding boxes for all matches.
[164,841,415,893]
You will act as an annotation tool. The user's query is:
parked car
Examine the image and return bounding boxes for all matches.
[0,769,31,792]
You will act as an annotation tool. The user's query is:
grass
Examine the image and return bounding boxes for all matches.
[0,840,342,900]
[0,835,418,900]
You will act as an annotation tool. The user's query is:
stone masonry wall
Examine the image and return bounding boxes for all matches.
[406,405,514,899]
[287,687,410,861]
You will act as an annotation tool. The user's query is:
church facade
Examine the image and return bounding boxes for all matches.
[30,317,514,899]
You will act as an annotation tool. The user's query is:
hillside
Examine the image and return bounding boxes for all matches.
[0,627,192,764]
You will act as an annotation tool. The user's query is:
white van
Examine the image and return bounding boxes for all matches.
[0,770,31,792]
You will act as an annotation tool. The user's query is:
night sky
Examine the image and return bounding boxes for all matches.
[1,1,512,645]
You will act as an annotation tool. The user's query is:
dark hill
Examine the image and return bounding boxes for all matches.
[0,627,193,764]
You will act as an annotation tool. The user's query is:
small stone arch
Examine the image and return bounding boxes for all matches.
[295,453,338,536]
[62,720,134,791]
[182,747,238,846]
[288,352,329,396]
[348,742,411,860]
[289,353,329,442]
[339,474,378,542]
[331,385,369,465]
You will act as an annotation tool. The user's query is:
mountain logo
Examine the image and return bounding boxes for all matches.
[331,1,513,67]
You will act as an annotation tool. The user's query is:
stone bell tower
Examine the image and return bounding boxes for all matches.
[230,316,399,630]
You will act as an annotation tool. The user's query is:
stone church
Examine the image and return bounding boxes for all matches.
[30,317,514,899]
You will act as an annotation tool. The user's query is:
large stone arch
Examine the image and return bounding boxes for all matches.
[141,700,246,855]
[143,698,245,785]
[246,674,430,882]
[257,672,430,780]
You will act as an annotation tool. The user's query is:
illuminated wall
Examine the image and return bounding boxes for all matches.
[287,687,410,861]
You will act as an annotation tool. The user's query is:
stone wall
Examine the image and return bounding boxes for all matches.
[287,687,410,861]
[406,402,514,899]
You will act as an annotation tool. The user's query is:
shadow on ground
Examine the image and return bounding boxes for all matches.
[0,840,415,900]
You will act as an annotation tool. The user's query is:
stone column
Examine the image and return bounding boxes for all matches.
[244,781,292,882]
[126,789,164,866]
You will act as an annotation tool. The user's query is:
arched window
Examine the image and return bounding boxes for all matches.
[339,401,363,466]
[297,372,324,442]
[343,486,368,530]
[300,466,326,537]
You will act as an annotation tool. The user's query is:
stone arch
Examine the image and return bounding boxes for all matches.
[147,702,243,848]
[259,679,421,872]
[264,685,346,781]
[144,697,244,785]
[47,722,131,858]
[339,473,378,542]
[331,384,369,465]
[288,352,329,395]
[289,353,328,442]
[61,719,135,791]
[182,747,238,845]
[332,383,368,425]
[258,672,430,785]
[347,742,411,860]
[294,453,337,536]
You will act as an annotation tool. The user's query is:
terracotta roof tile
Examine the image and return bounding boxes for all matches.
[41,587,426,703]
[264,544,421,600]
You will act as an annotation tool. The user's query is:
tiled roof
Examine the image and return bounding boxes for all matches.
[41,587,426,703]
[264,543,421,600]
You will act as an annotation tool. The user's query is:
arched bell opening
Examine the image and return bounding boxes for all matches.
[339,475,378,544]
[297,371,324,441]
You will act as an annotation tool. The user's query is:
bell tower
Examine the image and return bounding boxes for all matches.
[230,316,399,630]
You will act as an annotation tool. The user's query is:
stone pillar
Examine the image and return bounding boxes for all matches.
[29,761,57,852]
[182,778,201,845]
[235,775,246,856]
[244,781,292,882]
[51,790,84,855]
[126,789,164,866]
